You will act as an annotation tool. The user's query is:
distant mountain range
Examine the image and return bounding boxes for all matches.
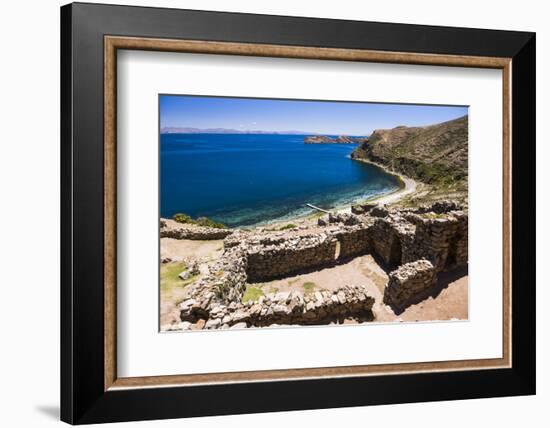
[160,127,317,135]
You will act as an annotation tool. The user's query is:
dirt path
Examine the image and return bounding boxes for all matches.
[373,174,417,205]
[161,237,224,263]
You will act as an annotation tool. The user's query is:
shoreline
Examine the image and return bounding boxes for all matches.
[350,157,418,206]
[165,155,420,231]
[248,158,418,228]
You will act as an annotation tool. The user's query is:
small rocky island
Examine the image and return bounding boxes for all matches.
[304,135,367,144]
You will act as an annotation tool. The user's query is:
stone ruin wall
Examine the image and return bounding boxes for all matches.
[331,226,373,259]
[169,200,468,330]
[368,219,404,267]
[199,245,249,304]
[176,228,378,330]
[384,259,437,309]
[378,205,468,308]
[244,225,378,283]
[400,212,468,272]
[245,234,338,283]
[174,285,375,331]
[160,219,233,240]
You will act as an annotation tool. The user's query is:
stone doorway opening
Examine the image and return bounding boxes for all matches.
[388,236,402,269]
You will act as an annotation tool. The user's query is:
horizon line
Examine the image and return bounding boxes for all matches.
[159,113,467,135]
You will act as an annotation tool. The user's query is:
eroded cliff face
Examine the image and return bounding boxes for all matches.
[351,115,468,186]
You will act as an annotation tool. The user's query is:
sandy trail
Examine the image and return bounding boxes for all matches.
[373,174,417,205]
[161,238,224,262]
[327,161,418,216]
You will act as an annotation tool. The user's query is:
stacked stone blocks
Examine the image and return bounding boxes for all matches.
[166,200,467,330]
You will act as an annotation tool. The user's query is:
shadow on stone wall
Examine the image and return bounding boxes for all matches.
[386,265,468,315]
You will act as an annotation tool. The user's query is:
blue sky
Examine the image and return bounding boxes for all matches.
[160,95,468,135]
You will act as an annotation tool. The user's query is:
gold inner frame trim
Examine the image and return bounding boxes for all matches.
[104,35,512,391]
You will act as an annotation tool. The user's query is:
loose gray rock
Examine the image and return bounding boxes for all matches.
[179,270,192,280]
[205,318,222,329]
[370,205,389,217]
[317,215,329,226]
[179,321,192,331]
[230,322,248,329]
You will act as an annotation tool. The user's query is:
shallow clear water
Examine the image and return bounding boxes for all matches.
[160,134,399,227]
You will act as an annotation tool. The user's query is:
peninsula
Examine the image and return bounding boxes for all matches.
[351,115,468,206]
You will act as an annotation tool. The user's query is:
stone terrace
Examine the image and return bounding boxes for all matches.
[164,200,468,331]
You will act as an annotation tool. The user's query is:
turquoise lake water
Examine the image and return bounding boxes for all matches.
[160,134,400,227]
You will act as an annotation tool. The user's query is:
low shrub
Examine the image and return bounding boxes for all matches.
[172,213,226,229]
[279,223,297,230]
[173,213,193,224]
[195,216,227,229]
[302,282,316,293]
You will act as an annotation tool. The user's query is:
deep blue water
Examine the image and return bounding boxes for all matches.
[160,134,400,227]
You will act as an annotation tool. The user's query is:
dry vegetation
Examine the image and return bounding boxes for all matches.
[352,115,468,206]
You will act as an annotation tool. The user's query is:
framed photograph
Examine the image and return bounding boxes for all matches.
[61,2,535,424]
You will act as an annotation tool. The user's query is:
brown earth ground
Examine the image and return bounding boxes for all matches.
[160,238,224,325]
[160,237,468,326]
[248,255,467,323]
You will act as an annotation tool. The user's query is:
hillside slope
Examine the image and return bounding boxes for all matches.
[351,115,468,187]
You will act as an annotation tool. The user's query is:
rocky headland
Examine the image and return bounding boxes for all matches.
[351,115,468,206]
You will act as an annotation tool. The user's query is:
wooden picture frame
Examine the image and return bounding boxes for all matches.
[61,2,535,424]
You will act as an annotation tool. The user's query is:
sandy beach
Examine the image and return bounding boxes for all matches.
[352,158,418,205]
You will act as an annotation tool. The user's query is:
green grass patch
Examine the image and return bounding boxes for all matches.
[160,262,197,292]
[242,286,265,303]
[302,282,316,293]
